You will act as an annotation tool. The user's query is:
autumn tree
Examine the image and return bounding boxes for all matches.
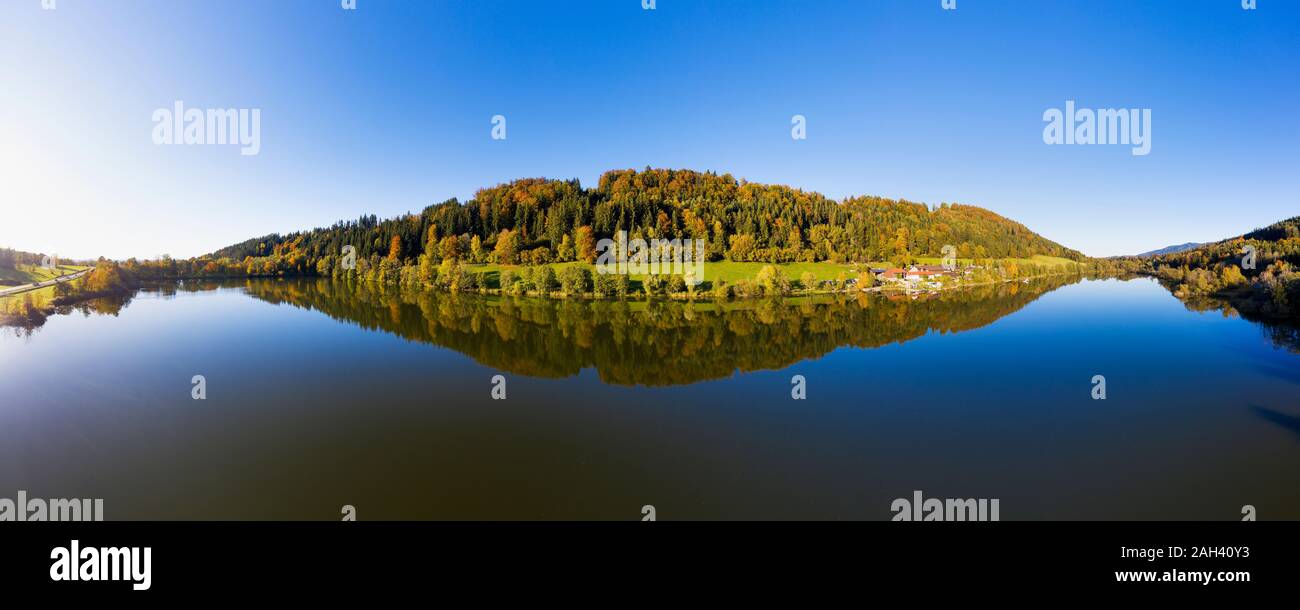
[727,234,757,262]
[1219,265,1246,286]
[800,271,817,292]
[440,235,462,261]
[755,265,789,295]
[557,235,575,263]
[387,235,402,261]
[418,250,437,285]
[470,235,486,264]
[493,229,519,265]
[574,226,596,263]
[856,271,876,290]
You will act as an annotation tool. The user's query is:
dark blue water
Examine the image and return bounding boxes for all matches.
[1,276,1296,520]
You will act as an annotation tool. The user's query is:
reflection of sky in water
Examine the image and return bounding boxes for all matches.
[0,278,1297,520]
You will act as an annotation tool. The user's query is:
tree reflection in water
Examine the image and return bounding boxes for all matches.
[236,275,1084,386]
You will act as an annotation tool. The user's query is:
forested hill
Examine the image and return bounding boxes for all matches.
[1149,216,1300,268]
[211,168,1083,271]
[1140,215,1300,320]
[1243,216,1300,243]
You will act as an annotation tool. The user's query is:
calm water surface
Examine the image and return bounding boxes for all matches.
[1,276,1297,519]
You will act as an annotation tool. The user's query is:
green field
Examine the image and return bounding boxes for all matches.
[462,258,1072,291]
[0,265,89,318]
[912,255,1081,269]
[0,264,88,287]
[0,284,59,317]
[468,260,879,289]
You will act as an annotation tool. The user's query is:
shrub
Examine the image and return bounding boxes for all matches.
[435,260,457,290]
[643,274,667,297]
[526,247,553,266]
[451,267,479,291]
[515,267,535,293]
[560,266,592,297]
[536,267,559,294]
[498,269,517,293]
[380,258,404,285]
[399,264,421,286]
[592,271,617,298]
[666,274,687,295]
[418,253,437,285]
[800,271,817,292]
[732,279,755,299]
[755,265,789,296]
[856,271,876,290]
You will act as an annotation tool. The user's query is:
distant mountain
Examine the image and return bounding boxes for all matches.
[1137,242,1202,257]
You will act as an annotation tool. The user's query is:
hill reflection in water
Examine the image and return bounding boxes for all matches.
[228,275,1085,386]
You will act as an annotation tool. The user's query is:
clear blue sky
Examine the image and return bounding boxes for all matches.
[3,0,1296,259]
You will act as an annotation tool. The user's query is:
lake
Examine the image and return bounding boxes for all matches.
[1,276,1297,520]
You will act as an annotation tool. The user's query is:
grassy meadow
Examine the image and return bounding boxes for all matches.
[460,257,1079,292]
[0,263,88,287]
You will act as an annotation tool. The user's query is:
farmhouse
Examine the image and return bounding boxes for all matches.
[905,268,945,281]
[879,266,949,280]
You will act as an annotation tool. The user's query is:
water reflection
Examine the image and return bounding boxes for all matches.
[1,293,134,338]
[9,273,1298,377]
[1172,294,1300,355]
[4,274,1299,519]
[224,275,1085,386]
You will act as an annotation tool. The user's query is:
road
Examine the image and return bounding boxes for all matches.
[0,268,92,298]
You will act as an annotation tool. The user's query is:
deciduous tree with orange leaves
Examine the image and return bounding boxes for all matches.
[387,235,402,261]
